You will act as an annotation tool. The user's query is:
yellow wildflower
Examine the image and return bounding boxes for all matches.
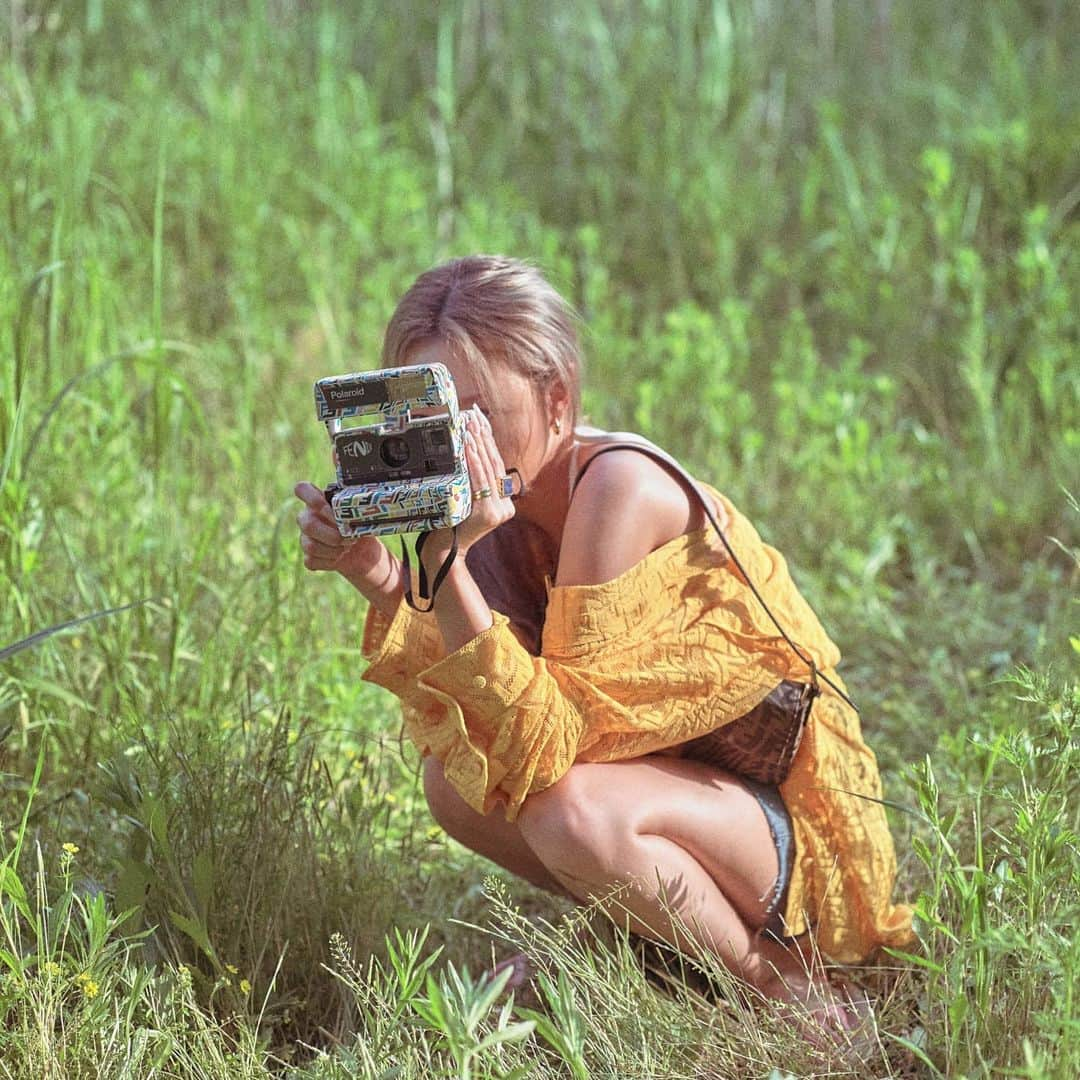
[62,843,79,855]
[384,792,397,804]
[43,961,62,977]
[75,972,99,999]
[225,963,238,975]
[239,978,252,994]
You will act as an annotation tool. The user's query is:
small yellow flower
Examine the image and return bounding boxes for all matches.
[43,961,62,977]
[62,842,79,855]
[75,972,99,999]
[426,825,442,840]
[225,963,238,975]
[239,978,252,994]
[384,792,397,805]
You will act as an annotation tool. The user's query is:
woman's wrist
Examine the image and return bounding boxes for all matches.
[408,534,493,653]
[420,527,469,568]
[431,559,494,652]
[339,544,405,617]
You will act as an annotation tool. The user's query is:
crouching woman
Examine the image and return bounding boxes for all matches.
[294,254,914,1035]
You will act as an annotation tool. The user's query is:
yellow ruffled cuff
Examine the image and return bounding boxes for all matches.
[418,612,535,715]
[361,596,446,699]
[413,611,545,819]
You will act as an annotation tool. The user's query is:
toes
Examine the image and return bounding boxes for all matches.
[485,952,534,992]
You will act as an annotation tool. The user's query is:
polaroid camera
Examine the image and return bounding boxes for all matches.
[314,363,472,538]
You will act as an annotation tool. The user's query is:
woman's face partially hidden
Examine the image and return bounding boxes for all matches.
[405,339,558,494]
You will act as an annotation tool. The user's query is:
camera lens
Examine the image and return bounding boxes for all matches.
[380,435,411,468]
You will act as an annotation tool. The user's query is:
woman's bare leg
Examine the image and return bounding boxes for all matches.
[515,754,819,1001]
[422,752,825,1004]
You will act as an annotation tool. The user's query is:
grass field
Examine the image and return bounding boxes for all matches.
[1,2,1078,1076]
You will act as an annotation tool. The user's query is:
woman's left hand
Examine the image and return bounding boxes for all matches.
[424,408,516,564]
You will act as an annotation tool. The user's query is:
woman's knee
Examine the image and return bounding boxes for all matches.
[420,755,575,896]
[517,764,623,869]
[421,754,481,839]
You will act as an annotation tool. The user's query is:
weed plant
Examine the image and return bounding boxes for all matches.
[1,1,1077,1076]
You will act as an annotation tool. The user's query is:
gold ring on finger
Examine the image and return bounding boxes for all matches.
[472,487,492,500]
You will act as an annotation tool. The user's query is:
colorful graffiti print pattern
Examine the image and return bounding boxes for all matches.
[314,363,472,538]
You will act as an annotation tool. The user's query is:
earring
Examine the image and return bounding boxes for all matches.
[553,417,562,435]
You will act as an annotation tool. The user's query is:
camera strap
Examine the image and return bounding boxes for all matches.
[400,528,460,613]
[571,441,858,715]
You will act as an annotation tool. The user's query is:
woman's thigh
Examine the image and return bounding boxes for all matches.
[423,752,787,931]
[516,754,784,933]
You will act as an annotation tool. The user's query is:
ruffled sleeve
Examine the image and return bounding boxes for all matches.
[361,597,448,746]
[409,611,588,818]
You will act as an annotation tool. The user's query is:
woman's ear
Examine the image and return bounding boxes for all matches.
[547,379,570,430]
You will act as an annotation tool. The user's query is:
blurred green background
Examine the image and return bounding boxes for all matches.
[1,1,1078,1074]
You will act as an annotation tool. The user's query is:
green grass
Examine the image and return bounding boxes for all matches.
[1,1,1078,1076]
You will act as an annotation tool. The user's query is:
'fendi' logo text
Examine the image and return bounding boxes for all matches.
[339,439,372,458]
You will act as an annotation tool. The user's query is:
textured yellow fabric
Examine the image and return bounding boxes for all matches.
[361,486,914,963]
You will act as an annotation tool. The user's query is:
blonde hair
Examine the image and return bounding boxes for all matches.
[382,255,583,431]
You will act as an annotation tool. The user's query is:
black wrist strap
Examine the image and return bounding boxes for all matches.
[571,441,856,714]
[401,528,459,613]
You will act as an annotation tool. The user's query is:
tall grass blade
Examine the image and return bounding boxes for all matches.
[13,261,65,403]
[0,600,151,663]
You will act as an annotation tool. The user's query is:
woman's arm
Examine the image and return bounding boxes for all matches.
[414,408,515,653]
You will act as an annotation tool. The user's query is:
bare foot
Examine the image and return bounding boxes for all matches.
[483,951,534,993]
[796,977,879,1063]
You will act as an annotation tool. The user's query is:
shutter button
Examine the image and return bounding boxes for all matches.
[471,675,487,690]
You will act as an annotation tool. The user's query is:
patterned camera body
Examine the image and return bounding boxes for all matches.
[314,363,472,537]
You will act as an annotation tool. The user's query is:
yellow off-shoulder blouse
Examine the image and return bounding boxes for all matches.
[361,485,914,964]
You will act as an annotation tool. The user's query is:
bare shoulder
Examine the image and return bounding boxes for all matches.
[555,446,707,587]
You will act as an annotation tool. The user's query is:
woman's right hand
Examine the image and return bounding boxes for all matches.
[293,481,398,592]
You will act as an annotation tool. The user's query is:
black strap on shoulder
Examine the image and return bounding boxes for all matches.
[400,527,459,613]
[571,441,858,714]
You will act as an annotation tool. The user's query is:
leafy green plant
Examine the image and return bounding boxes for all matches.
[409,963,535,1080]
[514,968,589,1080]
[94,702,413,1049]
[890,670,1080,1077]
[0,741,277,1076]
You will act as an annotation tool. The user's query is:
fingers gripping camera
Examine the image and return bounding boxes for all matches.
[314,363,472,537]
